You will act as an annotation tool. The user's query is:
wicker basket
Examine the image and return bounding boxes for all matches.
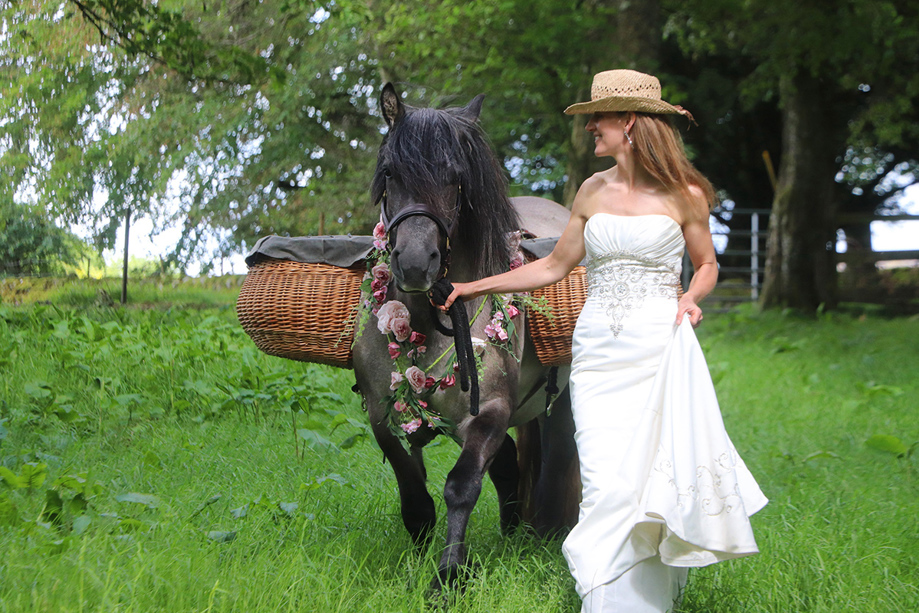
[237,258,588,368]
[528,267,587,366]
[236,258,365,368]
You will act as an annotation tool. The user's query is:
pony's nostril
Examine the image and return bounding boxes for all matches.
[429,250,439,261]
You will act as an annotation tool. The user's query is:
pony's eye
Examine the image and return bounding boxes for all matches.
[383,168,393,179]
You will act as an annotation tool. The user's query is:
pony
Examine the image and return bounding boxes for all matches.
[352,83,579,588]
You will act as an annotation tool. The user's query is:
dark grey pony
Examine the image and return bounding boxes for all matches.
[352,83,579,588]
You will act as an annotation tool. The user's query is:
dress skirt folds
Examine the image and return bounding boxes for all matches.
[562,214,768,612]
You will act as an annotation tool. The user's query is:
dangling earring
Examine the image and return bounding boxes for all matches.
[624,130,634,147]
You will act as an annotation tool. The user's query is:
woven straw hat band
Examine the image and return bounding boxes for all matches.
[563,69,693,119]
[591,70,661,101]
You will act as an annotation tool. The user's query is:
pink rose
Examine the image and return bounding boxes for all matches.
[439,375,456,390]
[497,327,509,342]
[410,331,426,345]
[373,221,387,240]
[391,317,412,342]
[371,278,386,292]
[416,345,426,355]
[373,289,387,304]
[507,304,519,319]
[394,400,408,413]
[484,323,497,340]
[405,366,426,394]
[506,231,521,251]
[390,372,404,391]
[400,418,422,434]
[424,377,436,389]
[387,342,401,360]
[509,252,525,270]
[376,300,410,333]
[371,262,391,283]
[373,239,387,251]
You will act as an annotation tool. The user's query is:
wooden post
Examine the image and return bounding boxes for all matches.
[762,151,777,192]
[121,209,130,305]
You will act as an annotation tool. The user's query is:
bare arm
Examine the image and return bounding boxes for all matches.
[676,188,718,326]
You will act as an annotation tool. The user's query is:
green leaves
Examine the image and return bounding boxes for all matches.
[115,493,163,509]
[865,435,915,459]
[0,462,48,490]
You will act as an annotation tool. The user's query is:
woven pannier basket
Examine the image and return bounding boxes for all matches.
[237,258,589,368]
[236,258,365,368]
[528,266,588,366]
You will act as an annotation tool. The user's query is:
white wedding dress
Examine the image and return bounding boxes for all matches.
[562,214,768,613]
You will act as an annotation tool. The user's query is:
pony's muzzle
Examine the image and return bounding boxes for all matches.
[391,244,443,292]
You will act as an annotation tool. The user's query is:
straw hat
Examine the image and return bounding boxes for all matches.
[564,69,693,119]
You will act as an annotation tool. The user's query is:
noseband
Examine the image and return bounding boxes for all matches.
[380,188,461,280]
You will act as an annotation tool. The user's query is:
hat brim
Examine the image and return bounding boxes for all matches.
[564,95,689,117]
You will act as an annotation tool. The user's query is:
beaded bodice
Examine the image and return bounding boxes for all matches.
[583,214,685,337]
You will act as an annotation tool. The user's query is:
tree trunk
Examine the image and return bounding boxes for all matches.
[562,105,601,207]
[562,0,661,208]
[760,74,839,310]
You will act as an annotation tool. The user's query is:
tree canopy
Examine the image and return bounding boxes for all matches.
[2,0,917,309]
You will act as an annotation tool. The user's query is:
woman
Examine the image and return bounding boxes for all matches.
[443,69,768,612]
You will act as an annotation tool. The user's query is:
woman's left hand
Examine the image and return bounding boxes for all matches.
[676,295,703,327]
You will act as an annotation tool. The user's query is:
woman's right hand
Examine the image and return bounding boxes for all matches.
[440,282,473,311]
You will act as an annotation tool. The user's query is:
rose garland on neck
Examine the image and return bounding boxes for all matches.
[359,219,525,447]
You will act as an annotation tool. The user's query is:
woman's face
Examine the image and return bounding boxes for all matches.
[585,112,626,157]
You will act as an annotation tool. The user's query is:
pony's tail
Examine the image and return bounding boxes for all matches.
[515,414,580,538]
[515,419,542,526]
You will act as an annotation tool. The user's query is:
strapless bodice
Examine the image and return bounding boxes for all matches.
[583,214,685,337]
[584,213,685,271]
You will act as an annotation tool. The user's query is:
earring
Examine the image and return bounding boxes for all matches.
[624,130,633,147]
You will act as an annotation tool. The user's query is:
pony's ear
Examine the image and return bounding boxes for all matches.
[459,94,485,122]
[381,83,405,128]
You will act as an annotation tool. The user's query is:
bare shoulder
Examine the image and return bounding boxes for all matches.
[572,170,616,220]
[682,184,711,224]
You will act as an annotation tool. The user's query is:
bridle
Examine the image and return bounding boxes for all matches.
[379,187,462,280]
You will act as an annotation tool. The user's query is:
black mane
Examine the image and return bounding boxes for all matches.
[372,104,520,278]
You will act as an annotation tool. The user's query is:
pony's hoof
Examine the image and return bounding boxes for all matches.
[427,562,477,599]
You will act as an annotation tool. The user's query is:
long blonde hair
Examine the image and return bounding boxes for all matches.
[628,113,717,211]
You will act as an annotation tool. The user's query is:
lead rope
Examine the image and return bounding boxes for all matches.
[428,278,480,416]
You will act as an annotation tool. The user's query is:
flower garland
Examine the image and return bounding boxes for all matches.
[359,219,527,447]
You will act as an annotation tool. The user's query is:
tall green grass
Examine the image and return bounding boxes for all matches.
[0,300,916,612]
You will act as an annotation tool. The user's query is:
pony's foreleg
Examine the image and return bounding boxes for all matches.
[435,409,510,588]
[372,427,436,547]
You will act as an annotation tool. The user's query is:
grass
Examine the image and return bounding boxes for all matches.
[0,285,917,612]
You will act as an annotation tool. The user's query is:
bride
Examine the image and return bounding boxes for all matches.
[442,69,767,612]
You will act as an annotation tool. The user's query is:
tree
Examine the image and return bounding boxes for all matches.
[1,0,385,270]
[0,201,82,277]
[666,0,919,310]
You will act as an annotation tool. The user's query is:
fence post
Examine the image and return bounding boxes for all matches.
[751,212,760,301]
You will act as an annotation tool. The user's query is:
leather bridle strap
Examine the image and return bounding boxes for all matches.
[380,191,460,280]
[381,201,454,239]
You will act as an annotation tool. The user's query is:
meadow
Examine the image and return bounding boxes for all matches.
[0,279,917,612]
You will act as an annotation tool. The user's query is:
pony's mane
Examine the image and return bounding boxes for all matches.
[372,105,519,278]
